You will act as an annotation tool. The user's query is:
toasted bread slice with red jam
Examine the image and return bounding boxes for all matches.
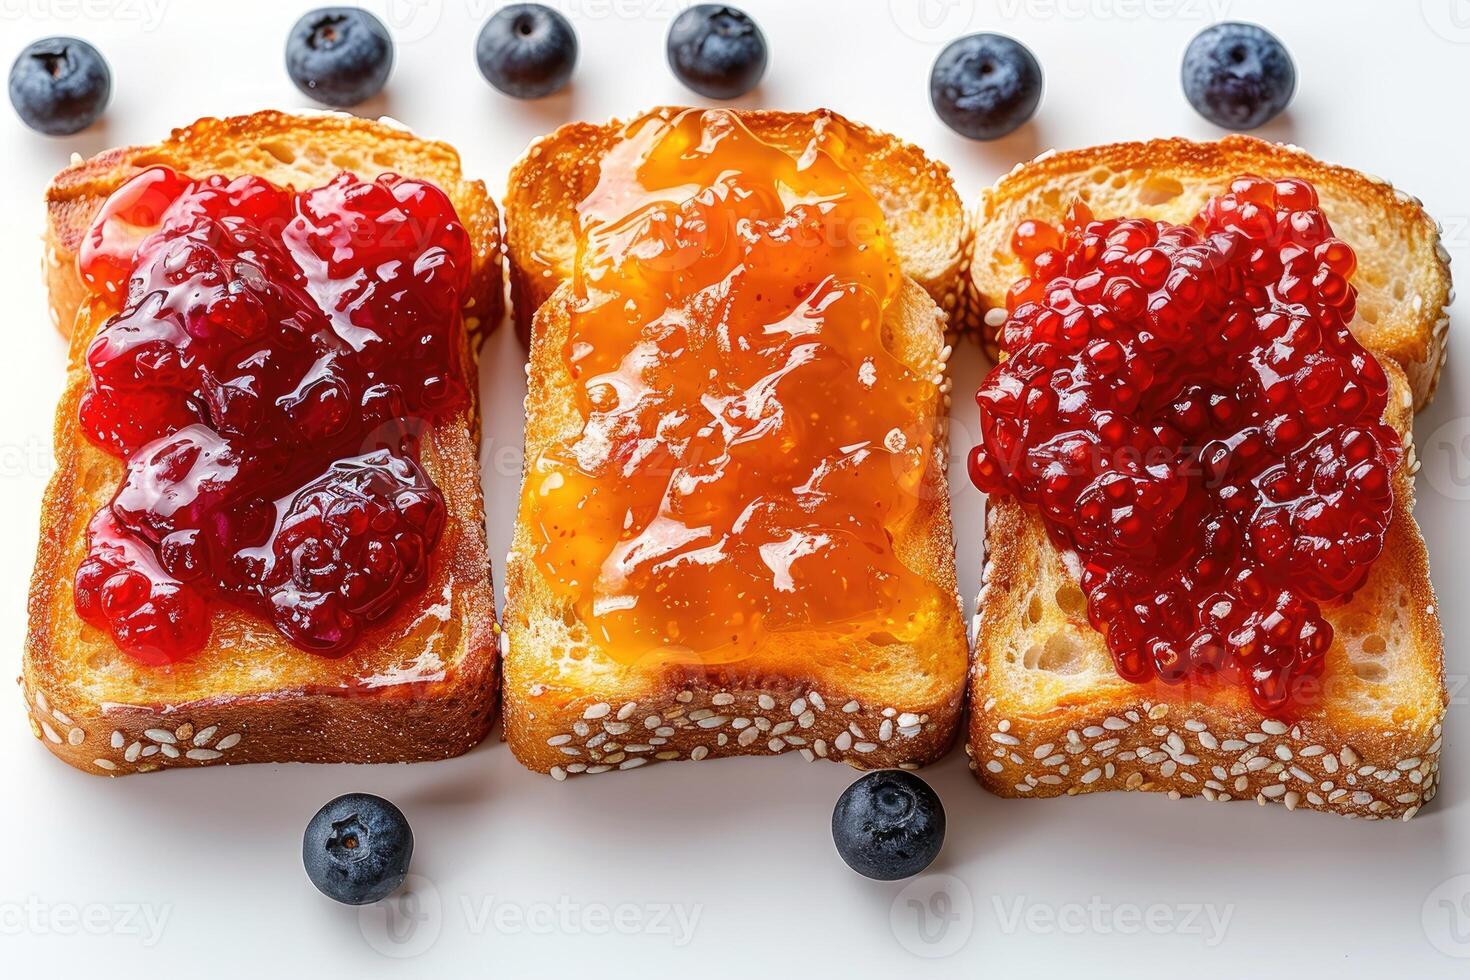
[503,107,970,340]
[23,111,501,775]
[967,146,1447,819]
[972,362,1445,819]
[965,136,1452,410]
[501,108,969,778]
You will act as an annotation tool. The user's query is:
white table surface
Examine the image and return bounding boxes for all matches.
[2,0,1467,976]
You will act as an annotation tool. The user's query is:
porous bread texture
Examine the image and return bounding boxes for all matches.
[503,277,970,777]
[22,111,502,775]
[502,106,972,341]
[969,358,1447,820]
[966,136,1453,411]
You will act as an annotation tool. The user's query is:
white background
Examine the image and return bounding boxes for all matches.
[1,0,1467,975]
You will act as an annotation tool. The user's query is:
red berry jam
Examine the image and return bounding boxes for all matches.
[72,166,472,664]
[970,176,1400,712]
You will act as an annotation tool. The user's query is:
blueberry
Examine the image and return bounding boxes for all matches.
[929,33,1042,141]
[666,4,767,100]
[832,770,945,881]
[476,3,578,99]
[8,37,110,136]
[286,7,394,108]
[303,794,413,905]
[1182,22,1295,130]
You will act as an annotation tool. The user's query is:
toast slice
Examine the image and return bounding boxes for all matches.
[965,136,1453,410]
[501,109,969,778]
[503,107,971,341]
[22,111,502,775]
[966,146,1449,820]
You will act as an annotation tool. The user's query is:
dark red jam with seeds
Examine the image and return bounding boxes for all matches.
[72,166,471,665]
[970,176,1400,712]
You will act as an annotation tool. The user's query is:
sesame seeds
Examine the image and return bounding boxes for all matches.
[19,681,247,775]
[972,695,1444,819]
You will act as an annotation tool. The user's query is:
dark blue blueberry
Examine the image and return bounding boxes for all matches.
[286,7,394,108]
[832,770,945,881]
[303,793,413,906]
[1182,22,1295,130]
[666,4,767,100]
[929,33,1042,141]
[8,37,110,136]
[476,3,578,99]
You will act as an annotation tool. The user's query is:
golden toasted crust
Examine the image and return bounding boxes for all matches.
[503,107,971,341]
[966,136,1453,411]
[968,360,1447,820]
[22,112,503,775]
[502,277,969,777]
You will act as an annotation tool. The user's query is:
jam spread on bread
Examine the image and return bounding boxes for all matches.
[970,177,1400,712]
[524,107,946,664]
[72,167,470,664]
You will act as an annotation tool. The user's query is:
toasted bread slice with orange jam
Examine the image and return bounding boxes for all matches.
[503,107,971,341]
[501,109,969,778]
[22,111,502,775]
[965,136,1452,410]
[966,141,1448,819]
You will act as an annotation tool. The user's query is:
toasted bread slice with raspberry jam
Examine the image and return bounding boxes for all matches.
[23,111,502,775]
[967,143,1448,819]
[501,109,969,778]
[972,361,1445,819]
[503,107,971,340]
[965,136,1452,410]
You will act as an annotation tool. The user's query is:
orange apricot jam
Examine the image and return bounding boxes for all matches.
[523,107,947,667]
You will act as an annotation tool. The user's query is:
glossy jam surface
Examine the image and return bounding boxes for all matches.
[970,176,1400,712]
[524,108,945,664]
[73,166,470,665]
